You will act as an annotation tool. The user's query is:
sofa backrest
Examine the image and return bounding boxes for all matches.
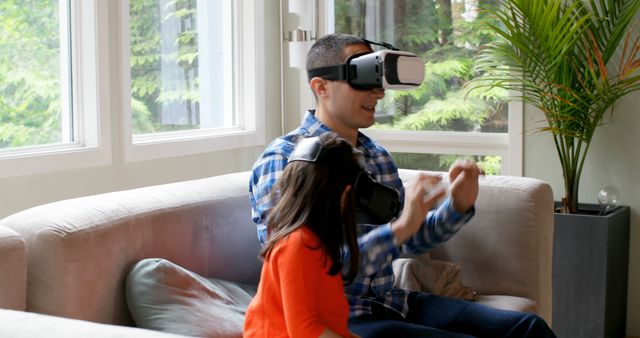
[0,171,261,326]
[399,169,554,322]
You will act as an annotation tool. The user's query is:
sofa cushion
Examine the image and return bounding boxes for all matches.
[0,309,186,338]
[126,258,256,338]
[393,254,476,301]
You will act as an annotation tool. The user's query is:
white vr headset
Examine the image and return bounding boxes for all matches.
[307,48,425,90]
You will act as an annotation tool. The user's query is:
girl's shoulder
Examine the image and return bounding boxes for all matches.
[287,226,321,246]
[272,226,323,255]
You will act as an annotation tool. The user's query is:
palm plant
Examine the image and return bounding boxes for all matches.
[472,0,640,213]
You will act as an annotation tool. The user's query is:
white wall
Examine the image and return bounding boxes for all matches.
[0,0,283,218]
[524,91,640,336]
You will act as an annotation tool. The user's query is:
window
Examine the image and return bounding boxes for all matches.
[284,0,522,175]
[128,0,231,135]
[332,0,521,175]
[122,0,265,161]
[0,0,70,150]
[0,0,266,177]
[0,0,111,177]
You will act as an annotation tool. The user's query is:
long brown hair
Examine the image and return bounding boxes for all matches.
[261,132,361,284]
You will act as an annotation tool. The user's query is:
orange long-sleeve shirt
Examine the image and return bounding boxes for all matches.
[243,226,350,338]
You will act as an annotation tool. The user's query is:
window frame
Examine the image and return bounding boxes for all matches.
[0,0,112,178]
[365,98,523,175]
[119,0,266,162]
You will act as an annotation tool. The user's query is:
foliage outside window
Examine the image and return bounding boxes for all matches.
[0,0,68,149]
[334,0,506,172]
[129,0,232,135]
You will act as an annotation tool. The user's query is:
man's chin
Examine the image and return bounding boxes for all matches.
[359,119,376,129]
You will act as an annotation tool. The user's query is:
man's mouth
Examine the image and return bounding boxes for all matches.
[363,104,376,111]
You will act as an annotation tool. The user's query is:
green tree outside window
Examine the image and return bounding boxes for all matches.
[335,0,506,173]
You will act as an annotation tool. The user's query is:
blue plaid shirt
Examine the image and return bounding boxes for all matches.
[249,110,475,318]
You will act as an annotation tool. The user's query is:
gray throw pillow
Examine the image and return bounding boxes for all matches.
[125,258,256,338]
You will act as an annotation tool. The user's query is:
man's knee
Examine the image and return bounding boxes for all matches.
[512,313,555,338]
[349,315,477,338]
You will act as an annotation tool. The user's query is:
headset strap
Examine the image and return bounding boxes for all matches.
[307,63,357,82]
[361,38,399,51]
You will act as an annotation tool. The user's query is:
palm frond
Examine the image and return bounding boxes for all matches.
[469,0,640,213]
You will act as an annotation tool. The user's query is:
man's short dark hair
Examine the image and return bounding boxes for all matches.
[306,33,370,71]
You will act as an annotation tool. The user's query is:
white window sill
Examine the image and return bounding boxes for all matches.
[124,128,265,162]
[0,145,111,178]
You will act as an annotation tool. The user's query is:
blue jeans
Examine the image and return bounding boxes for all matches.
[348,292,556,338]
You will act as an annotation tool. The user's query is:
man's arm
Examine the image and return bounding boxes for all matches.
[249,144,291,245]
[400,198,474,254]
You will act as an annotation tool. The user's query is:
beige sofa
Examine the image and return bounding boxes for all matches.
[0,226,26,311]
[0,169,554,336]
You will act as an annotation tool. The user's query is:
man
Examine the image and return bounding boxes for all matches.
[250,33,555,338]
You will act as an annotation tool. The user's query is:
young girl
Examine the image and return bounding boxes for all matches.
[243,132,362,338]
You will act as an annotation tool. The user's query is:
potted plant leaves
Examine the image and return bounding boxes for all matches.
[470,1,639,336]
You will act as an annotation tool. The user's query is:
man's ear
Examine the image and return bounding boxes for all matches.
[309,77,329,97]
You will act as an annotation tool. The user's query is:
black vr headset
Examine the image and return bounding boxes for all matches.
[307,39,425,90]
[289,136,401,225]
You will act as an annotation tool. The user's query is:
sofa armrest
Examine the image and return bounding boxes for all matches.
[0,171,261,325]
[398,169,554,322]
[0,226,26,310]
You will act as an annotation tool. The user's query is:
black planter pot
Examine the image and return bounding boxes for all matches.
[552,203,630,338]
